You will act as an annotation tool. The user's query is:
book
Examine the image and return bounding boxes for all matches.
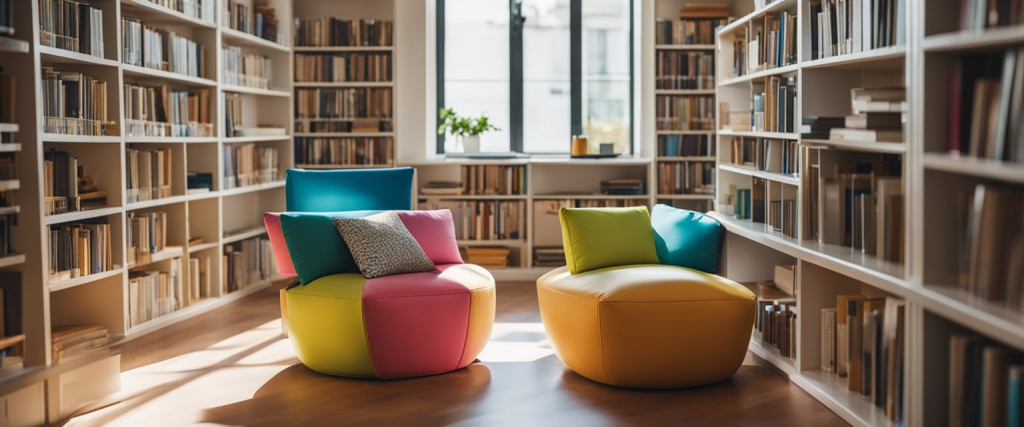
[222,45,271,89]
[142,0,214,24]
[41,68,116,136]
[122,17,207,78]
[821,308,837,372]
[222,237,277,293]
[657,161,715,195]
[128,257,184,328]
[655,51,716,90]
[960,184,1024,311]
[294,87,393,134]
[127,211,168,266]
[38,0,104,58]
[658,134,714,157]
[420,200,526,241]
[51,324,108,362]
[295,137,394,167]
[465,247,511,268]
[829,128,903,143]
[295,52,392,83]
[774,264,796,294]
[294,18,393,47]
[223,143,279,189]
[655,18,728,45]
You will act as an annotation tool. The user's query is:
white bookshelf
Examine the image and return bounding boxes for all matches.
[710,0,1024,426]
[2,0,295,422]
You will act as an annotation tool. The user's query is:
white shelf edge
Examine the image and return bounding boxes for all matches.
[40,133,121,143]
[0,254,26,269]
[922,153,1024,184]
[120,0,217,29]
[718,130,800,140]
[187,242,220,253]
[222,227,268,244]
[718,163,800,185]
[223,135,290,143]
[126,246,185,269]
[217,180,286,197]
[44,206,122,225]
[802,138,907,154]
[125,136,218,144]
[922,26,1024,52]
[38,45,119,67]
[220,84,292,97]
[718,63,799,87]
[293,46,394,52]
[717,0,798,36]
[800,45,907,70]
[125,195,189,211]
[121,64,217,87]
[48,268,124,292]
[219,27,291,52]
[654,44,715,50]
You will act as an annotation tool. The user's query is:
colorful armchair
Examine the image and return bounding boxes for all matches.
[265,168,496,379]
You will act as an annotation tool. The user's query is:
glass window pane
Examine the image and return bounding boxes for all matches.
[583,0,632,155]
[444,0,510,152]
[522,0,571,153]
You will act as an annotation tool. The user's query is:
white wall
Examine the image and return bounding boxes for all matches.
[396,0,437,162]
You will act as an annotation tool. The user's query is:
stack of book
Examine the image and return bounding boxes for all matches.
[948,334,1024,426]
[121,18,207,78]
[143,0,214,24]
[41,68,115,136]
[294,137,393,167]
[293,87,393,130]
[294,53,392,83]
[222,236,277,293]
[419,181,463,196]
[821,296,905,422]
[459,165,527,195]
[601,179,645,195]
[127,211,168,267]
[188,255,214,302]
[51,324,109,362]
[808,0,905,60]
[748,10,797,73]
[807,151,904,262]
[222,45,270,89]
[654,9,728,46]
[959,184,1024,311]
[658,134,714,157]
[657,161,715,195]
[947,49,1024,163]
[805,88,905,143]
[465,247,510,268]
[294,18,393,47]
[187,172,213,193]
[533,247,566,268]
[419,201,525,241]
[223,143,279,189]
[655,95,715,131]
[655,51,715,90]
[48,222,113,282]
[124,84,212,137]
[752,282,797,359]
[752,76,797,133]
[126,147,172,204]
[43,150,107,215]
[38,0,104,58]
[128,257,184,328]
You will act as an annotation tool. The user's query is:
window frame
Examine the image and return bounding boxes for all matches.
[436,0,634,155]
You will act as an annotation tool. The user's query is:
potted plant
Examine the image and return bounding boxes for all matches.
[437,108,499,153]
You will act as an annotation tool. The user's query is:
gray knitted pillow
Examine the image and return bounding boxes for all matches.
[333,212,436,279]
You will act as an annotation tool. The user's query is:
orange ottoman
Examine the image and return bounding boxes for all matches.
[537,264,755,389]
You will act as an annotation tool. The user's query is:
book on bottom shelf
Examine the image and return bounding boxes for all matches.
[465,247,510,268]
[189,256,213,302]
[128,257,184,328]
[420,200,525,241]
[48,222,113,282]
[222,237,276,294]
[127,211,167,266]
[949,333,1024,426]
[51,324,109,362]
[960,184,1024,311]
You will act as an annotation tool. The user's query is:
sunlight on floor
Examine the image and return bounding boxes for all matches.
[478,322,554,363]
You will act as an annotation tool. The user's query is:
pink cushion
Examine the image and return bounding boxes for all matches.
[396,210,464,265]
[263,213,296,277]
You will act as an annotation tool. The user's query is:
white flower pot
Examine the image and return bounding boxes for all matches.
[462,135,481,153]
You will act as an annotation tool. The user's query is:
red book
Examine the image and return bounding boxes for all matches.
[948,65,963,154]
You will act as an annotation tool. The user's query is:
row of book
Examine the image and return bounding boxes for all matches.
[654,18,728,46]
[821,295,905,422]
[124,84,213,138]
[0,202,14,258]
[655,95,715,131]
[601,179,645,196]
[657,134,714,157]
[808,0,904,61]
[39,0,104,58]
[48,222,113,282]
[767,198,798,238]
[533,247,566,268]
[948,49,1024,163]
[127,211,167,267]
[752,76,797,134]
[804,149,904,262]
[655,51,715,90]
[142,0,214,24]
[959,0,1022,31]
[959,184,1024,312]
[802,88,905,143]
[294,53,392,83]
[949,334,1024,426]
[459,165,527,196]
[188,255,214,302]
[128,257,183,328]
[51,324,109,362]
[294,88,393,120]
[223,237,277,293]
[222,46,270,89]
[126,148,172,204]
[755,292,796,360]
[465,247,511,269]
[418,201,525,241]
[730,137,799,175]
[42,68,116,136]
[657,161,715,195]
[535,199,646,209]
[660,197,714,213]
[223,1,279,44]
[43,149,106,215]
[294,18,393,47]
[294,137,393,167]
[122,17,206,78]
[293,117,393,134]
[757,11,797,71]
[223,143,278,189]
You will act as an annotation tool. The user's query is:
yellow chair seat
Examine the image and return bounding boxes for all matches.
[537,265,755,389]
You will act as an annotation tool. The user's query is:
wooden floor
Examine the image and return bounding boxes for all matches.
[67,281,847,427]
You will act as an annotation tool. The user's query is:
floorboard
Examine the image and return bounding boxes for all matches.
[65,280,848,426]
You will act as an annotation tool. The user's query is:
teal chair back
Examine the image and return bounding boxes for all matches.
[285,168,414,212]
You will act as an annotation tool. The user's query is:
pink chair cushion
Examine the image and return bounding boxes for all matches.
[396,210,464,265]
[263,213,296,277]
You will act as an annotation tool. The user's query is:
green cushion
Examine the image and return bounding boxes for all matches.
[651,204,722,274]
[558,206,660,275]
[279,211,381,285]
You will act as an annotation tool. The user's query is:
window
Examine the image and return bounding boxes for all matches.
[437,0,633,154]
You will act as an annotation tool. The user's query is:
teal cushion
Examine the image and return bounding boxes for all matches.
[279,210,382,285]
[651,204,722,274]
